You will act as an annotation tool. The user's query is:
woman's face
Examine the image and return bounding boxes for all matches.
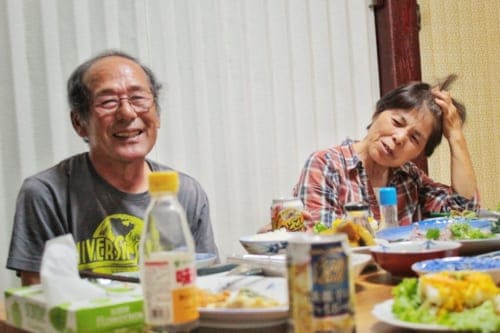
[365,108,435,167]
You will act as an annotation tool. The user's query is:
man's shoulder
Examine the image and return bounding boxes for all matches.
[18,153,88,197]
[24,153,88,183]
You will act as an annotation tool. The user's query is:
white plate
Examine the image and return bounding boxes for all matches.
[196,253,217,268]
[197,273,288,328]
[226,253,372,278]
[372,299,451,331]
[456,236,500,255]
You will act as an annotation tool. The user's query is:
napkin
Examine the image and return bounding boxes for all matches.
[40,234,106,307]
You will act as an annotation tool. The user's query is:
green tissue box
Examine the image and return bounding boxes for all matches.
[4,282,144,333]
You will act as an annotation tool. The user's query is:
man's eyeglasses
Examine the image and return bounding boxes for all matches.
[93,93,154,115]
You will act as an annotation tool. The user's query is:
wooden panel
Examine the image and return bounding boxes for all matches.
[373,0,427,172]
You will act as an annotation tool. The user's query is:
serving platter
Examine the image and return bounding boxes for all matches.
[375,218,499,255]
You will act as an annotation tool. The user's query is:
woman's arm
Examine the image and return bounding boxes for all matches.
[432,89,478,199]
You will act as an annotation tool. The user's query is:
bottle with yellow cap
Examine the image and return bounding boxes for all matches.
[139,171,198,332]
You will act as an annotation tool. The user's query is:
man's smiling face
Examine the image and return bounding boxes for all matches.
[79,56,160,164]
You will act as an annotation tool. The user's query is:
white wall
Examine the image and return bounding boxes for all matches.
[0,0,379,293]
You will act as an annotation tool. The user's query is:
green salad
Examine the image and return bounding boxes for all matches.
[425,221,496,241]
[392,277,500,332]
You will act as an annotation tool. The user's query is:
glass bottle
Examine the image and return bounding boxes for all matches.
[140,171,198,333]
[344,201,375,236]
[378,187,398,230]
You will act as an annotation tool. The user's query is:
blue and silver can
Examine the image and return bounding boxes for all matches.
[287,233,355,333]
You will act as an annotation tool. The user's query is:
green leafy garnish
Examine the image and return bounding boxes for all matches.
[449,222,490,239]
[313,222,329,234]
[425,228,440,240]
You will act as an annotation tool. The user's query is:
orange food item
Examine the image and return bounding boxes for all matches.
[335,220,376,247]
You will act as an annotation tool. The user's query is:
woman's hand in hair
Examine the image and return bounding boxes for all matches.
[432,88,464,141]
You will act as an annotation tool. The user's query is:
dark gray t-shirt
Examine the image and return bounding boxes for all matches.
[7,153,218,274]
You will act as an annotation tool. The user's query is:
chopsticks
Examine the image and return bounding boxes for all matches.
[79,264,240,282]
[79,270,139,283]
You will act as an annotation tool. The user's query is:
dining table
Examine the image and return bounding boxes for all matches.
[0,264,422,333]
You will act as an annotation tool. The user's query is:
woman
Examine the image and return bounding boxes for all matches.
[293,74,479,226]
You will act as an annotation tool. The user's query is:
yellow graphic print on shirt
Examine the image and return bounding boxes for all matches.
[77,214,143,273]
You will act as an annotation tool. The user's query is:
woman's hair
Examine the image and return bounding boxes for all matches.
[370,74,466,157]
[67,50,162,119]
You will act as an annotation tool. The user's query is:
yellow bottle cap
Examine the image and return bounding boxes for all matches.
[148,171,179,193]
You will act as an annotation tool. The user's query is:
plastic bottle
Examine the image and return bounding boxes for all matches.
[378,187,398,230]
[140,171,198,333]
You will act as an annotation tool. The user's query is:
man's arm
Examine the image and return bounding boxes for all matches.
[20,271,40,286]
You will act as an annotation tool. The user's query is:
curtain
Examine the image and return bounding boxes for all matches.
[0,0,379,291]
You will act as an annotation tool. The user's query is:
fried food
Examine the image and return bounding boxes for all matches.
[334,220,376,247]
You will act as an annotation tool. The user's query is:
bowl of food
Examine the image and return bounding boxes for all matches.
[412,255,500,284]
[370,240,462,277]
[239,230,294,255]
[241,225,388,256]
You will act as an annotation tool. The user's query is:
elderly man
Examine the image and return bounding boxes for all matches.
[7,50,218,285]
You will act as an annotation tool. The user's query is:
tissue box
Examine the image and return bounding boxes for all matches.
[4,282,144,333]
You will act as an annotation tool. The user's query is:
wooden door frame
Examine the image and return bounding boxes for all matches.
[373,0,428,172]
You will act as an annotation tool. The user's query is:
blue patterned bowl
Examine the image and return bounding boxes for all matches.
[412,255,500,283]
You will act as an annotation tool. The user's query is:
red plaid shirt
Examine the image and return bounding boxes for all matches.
[293,139,479,226]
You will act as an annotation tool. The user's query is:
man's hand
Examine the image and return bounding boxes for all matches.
[20,271,40,286]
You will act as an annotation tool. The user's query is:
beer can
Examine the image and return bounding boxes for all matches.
[271,197,305,231]
[287,233,355,333]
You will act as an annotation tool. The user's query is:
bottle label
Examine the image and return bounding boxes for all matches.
[142,252,199,326]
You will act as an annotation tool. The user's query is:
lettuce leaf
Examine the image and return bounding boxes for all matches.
[391,277,500,332]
